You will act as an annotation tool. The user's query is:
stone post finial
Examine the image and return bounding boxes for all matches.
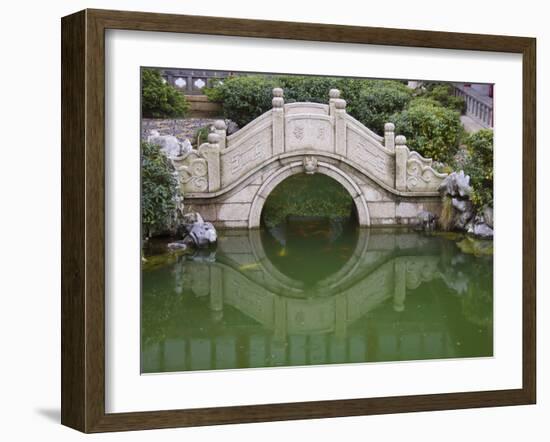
[334,99,346,110]
[329,88,341,99]
[329,89,342,116]
[200,133,222,192]
[207,132,221,145]
[272,87,285,154]
[214,120,227,131]
[395,135,408,192]
[214,120,227,149]
[272,87,284,108]
[334,98,347,156]
[384,122,395,152]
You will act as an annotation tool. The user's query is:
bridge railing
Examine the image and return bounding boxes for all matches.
[175,87,446,195]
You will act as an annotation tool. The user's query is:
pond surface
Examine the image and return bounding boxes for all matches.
[141,221,493,374]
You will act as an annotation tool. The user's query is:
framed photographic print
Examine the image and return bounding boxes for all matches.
[61,9,536,433]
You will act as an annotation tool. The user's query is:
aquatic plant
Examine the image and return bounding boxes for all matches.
[439,196,454,231]
[456,236,493,256]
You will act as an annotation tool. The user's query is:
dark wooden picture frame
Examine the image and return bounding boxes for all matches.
[61,8,536,433]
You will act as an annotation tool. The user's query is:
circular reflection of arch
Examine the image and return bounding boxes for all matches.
[246,228,371,298]
[248,160,370,229]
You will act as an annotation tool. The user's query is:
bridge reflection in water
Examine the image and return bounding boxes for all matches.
[141,226,493,373]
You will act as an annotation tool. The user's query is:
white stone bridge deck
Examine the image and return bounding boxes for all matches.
[174,88,447,228]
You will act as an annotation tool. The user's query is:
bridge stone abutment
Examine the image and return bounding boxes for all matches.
[175,88,447,228]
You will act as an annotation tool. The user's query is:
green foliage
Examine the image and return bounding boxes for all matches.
[141,142,178,238]
[421,83,466,113]
[351,80,413,134]
[194,124,213,147]
[261,173,354,227]
[205,75,410,134]
[277,76,364,107]
[392,99,464,163]
[205,75,468,163]
[460,129,493,209]
[204,75,277,127]
[141,68,190,118]
[456,237,493,256]
[277,75,338,103]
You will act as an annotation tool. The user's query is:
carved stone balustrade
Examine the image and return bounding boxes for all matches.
[177,88,448,228]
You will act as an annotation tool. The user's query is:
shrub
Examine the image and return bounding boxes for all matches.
[277,75,338,103]
[392,99,464,163]
[278,75,366,106]
[141,68,190,118]
[204,75,277,127]
[141,142,179,238]
[205,75,411,133]
[460,129,493,209]
[194,124,213,148]
[422,83,466,114]
[351,80,413,134]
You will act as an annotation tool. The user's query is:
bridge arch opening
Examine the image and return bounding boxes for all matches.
[248,160,371,229]
[252,163,369,285]
[261,172,357,229]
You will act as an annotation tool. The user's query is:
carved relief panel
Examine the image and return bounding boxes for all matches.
[347,127,395,187]
[405,154,447,192]
[285,115,333,153]
[172,151,209,193]
[220,126,272,188]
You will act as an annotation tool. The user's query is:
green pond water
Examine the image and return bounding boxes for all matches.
[141,220,493,374]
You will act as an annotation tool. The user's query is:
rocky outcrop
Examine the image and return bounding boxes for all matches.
[167,241,188,251]
[466,212,494,239]
[439,171,493,238]
[180,212,217,248]
[225,120,239,135]
[147,129,192,158]
[439,170,472,198]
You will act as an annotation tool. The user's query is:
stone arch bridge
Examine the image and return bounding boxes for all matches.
[175,88,447,228]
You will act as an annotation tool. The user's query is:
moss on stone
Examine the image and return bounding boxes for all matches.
[142,249,189,271]
[456,236,493,256]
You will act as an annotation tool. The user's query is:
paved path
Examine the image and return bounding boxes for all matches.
[460,115,487,133]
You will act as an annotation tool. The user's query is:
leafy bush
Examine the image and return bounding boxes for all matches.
[141,142,179,238]
[460,129,493,209]
[141,68,190,118]
[392,99,464,163]
[194,124,213,148]
[277,75,339,103]
[204,75,277,127]
[422,83,466,114]
[351,80,413,134]
[205,75,410,133]
[278,76,365,107]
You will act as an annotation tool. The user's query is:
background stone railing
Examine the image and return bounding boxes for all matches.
[453,83,493,128]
